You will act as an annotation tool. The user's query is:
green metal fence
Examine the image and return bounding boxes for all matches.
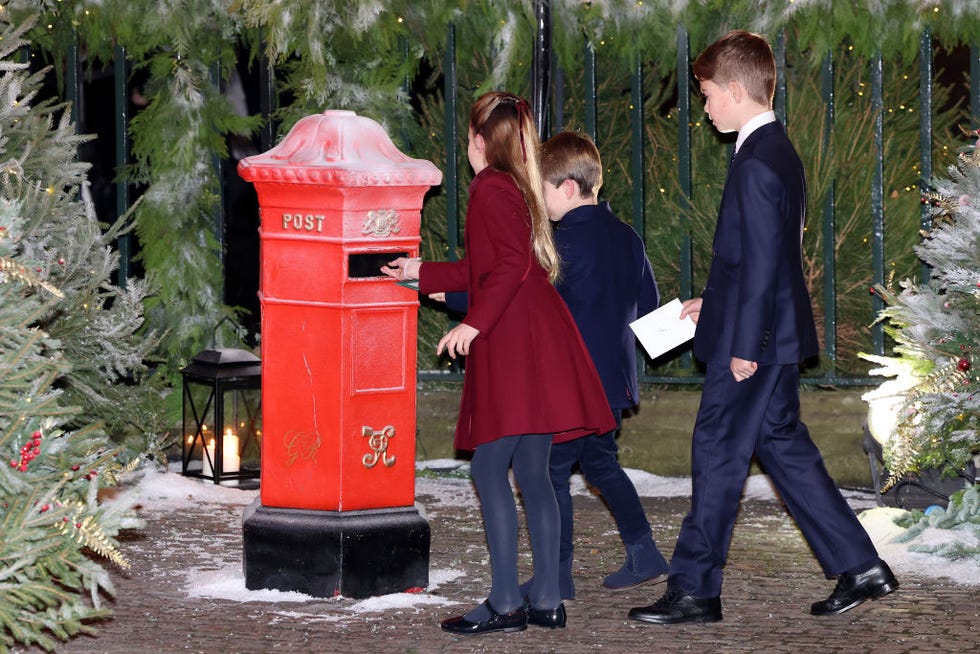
[56,23,964,388]
[423,24,952,387]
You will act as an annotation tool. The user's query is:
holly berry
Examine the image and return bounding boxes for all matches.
[958,357,971,372]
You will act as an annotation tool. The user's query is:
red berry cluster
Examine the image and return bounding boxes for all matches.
[9,430,42,472]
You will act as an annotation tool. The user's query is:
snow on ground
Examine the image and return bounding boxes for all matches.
[113,460,978,610]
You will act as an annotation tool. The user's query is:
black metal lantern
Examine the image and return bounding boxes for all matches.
[181,348,262,485]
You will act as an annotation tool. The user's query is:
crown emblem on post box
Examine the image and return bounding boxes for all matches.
[363,209,400,238]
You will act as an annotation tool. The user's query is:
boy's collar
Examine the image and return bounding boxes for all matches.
[556,200,606,223]
[735,110,776,152]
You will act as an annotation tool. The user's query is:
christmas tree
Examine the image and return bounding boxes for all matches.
[861,128,980,499]
[1,15,152,651]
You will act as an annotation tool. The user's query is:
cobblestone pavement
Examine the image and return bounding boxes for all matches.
[42,478,979,654]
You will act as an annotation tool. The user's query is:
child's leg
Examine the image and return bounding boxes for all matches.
[579,430,652,546]
[512,433,561,610]
[546,439,584,599]
[467,435,522,620]
[580,422,668,589]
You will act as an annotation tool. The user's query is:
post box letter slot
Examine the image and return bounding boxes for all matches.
[348,252,409,279]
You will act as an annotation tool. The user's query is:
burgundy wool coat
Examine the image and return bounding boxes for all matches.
[419,167,616,452]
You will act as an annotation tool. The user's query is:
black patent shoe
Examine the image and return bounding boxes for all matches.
[440,600,527,635]
[811,559,899,616]
[628,585,722,625]
[527,602,567,629]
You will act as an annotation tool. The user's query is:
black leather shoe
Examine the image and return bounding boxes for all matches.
[811,558,898,616]
[440,600,527,635]
[628,585,722,624]
[527,602,567,629]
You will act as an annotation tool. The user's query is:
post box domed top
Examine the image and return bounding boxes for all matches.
[238,110,442,187]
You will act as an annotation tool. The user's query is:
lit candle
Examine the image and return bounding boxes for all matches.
[223,428,240,473]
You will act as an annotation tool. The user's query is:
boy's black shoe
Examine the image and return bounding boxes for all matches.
[811,559,899,616]
[628,585,722,624]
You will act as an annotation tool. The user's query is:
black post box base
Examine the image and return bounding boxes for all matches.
[242,498,430,599]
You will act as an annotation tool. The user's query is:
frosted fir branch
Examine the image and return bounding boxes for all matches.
[350,0,385,32]
[0,256,64,298]
[488,9,519,91]
[57,513,129,571]
[143,164,209,211]
[169,59,207,112]
[0,11,33,61]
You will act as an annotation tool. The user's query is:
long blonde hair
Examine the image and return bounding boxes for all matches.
[470,92,560,283]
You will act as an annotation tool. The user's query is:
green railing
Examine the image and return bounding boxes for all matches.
[55,22,961,389]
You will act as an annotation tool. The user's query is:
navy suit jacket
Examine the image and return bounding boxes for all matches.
[446,202,659,411]
[693,121,819,366]
[553,202,659,410]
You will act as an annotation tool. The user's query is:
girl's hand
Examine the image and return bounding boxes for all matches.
[437,323,480,359]
[381,257,421,281]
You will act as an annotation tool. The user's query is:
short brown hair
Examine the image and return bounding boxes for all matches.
[692,30,775,107]
[540,131,603,199]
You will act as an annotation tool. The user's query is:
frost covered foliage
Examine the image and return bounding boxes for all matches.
[0,17,145,651]
[0,15,165,453]
[861,131,980,487]
[896,485,980,565]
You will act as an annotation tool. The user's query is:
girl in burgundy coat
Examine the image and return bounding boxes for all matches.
[383,92,614,635]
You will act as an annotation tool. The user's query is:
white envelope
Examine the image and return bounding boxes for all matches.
[629,298,696,360]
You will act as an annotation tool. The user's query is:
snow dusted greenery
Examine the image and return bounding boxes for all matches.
[861,131,979,483]
[0,15,151,651]
[860,129,979,545]
[0,0,974,382]
[896,484,980,565]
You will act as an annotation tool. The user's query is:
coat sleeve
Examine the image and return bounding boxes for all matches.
[634,230,660,317]
[730,157,783,361]
[419,258,468,294]
[460,175,533,336]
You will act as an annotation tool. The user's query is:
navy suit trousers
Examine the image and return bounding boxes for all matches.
[668,363,877,598]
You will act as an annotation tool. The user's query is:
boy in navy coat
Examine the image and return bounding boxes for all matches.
[628,30,897,625]
[539,131,669,598]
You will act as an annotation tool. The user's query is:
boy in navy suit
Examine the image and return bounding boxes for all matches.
[537,131,669,598]
[628,30,898,625]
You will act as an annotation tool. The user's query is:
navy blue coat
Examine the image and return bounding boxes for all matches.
[693,121,819,366]
[553,202,659,411]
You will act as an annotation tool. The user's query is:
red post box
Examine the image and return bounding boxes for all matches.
[238,110,441,599]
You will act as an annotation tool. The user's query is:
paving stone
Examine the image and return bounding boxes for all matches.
[34,486,979,654]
